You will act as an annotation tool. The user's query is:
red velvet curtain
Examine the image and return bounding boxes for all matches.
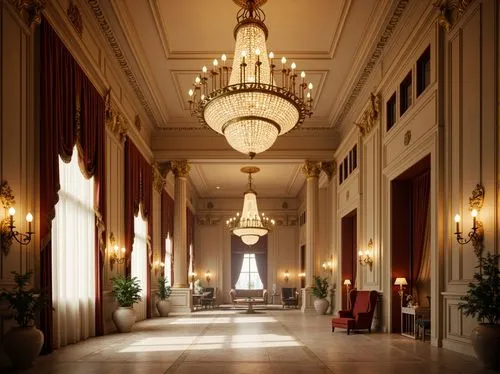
[161,191,174,282]
[40,20,106,353]
[186,207,195,277]
[411,170,430,291]
[124,138,153,318]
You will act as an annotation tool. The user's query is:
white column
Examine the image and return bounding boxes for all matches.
[172,160,190,288]
[301,160,321,312]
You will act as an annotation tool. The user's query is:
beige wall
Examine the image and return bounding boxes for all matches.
[333,0,498,357]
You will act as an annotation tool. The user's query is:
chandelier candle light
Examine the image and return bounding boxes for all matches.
[188,0,314,159]
[226,166,275,245]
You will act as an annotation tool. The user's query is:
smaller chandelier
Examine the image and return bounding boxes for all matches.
[226,166,275,245]
[188,0,314,159]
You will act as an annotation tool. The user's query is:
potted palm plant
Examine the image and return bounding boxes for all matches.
[111,275,142,333]
[312,275,329,314]
[156,277,172,317]
[458,251,500,370]
[0,271,48,369]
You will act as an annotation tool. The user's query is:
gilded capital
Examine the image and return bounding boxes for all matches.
[301,160,321,178]
[354,92,380,137]
[433,0,473,31]
[320,161,336,181]
[169,160,190,178]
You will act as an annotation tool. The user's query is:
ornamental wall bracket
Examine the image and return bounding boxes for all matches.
[9,0,47,27]
[104,89,128,143]
[354,92,381,137]
[168,160,191,178]
[67,1,83,37]
[433,0,474,31]
[468,184,484,212]
[301,160,321,178]
[320,161,336,181]
[152,163,167,194]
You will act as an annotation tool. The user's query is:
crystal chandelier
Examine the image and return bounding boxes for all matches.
[188,0,314,159]
[226,166,275,245]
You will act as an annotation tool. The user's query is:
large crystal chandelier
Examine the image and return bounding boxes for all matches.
[226,166,275,245]
[188,0,314,159]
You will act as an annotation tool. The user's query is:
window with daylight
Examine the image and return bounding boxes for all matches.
[235,253,264,290]
[165,234,172,286]
[132,209,148,322]
[52,146,95,349]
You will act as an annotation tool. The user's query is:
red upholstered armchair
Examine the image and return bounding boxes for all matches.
[331,290,378,335]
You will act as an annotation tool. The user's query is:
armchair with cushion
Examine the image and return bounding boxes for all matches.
[331,289,378,335]
[281,287,299,308]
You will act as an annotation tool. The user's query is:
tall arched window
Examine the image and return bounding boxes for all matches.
[235,253,264,290]
[132,208,148,321]
[52,147,95,348]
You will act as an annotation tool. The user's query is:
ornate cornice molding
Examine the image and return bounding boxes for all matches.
[301,160,322,178]
[320,161,336,181]
[433,0,474,31]
[169,160,191,178]
[67,0,83,37]
[9,0,47,27]
[86,0,158,127]
[354,92,381,137]
[334,0,409,127]
[105,89,128,142]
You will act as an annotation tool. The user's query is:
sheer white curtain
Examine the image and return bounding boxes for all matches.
[132,208,148,321]
[165,234,172,285]
[52,147,95,349]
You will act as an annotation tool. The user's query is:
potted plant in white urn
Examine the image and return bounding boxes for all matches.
[458,251,500,370]
[156,276,172,317]
[0,271,49,369]
[111,275,142,333]
[312,275,329,315]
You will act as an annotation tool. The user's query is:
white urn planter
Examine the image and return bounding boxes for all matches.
[4,326,44,369]
[112,306,136,333]
[314,298,329,315]
[156,299,171,317]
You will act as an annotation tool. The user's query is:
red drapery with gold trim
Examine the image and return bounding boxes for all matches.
[124,138,153,318]
[40,20,106,353]
[161,191,174,283]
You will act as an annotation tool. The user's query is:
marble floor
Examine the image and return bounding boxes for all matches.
[1,309,496,374]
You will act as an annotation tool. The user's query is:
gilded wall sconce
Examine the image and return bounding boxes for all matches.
[322,255,333,274]
[358,238,374,271]
[153,259,165,276]
[205,270,211,283]
[283,270,290,283]
[1,180,34,255]
[454,184,484,255]
[109,232,125,270]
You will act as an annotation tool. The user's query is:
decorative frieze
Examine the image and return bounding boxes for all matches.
[9,0,47,27]
[354,93,381,137]
[105,89,128,143]
[67,1,83,37]
[433,0,474,31]
[273,214,298,226]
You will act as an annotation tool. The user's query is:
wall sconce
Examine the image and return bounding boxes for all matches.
[358,238,374,271]
[394,277,407,298]
[298,272,306,278]
[454,184,484,255]
[205,270,211,283]
[109,232,125,270]
[322,256,333,274]
[153,259,165,276]
[283,270,290,283]
[189,271,197,291]
[1,180,34,255]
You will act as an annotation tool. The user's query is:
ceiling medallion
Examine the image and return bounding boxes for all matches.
[226,166,275,245]
[188,0,314,158]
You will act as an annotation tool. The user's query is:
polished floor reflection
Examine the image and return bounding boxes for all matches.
[1,309,496,374]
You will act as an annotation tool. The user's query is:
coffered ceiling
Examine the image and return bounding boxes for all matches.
[93,0,398,197]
